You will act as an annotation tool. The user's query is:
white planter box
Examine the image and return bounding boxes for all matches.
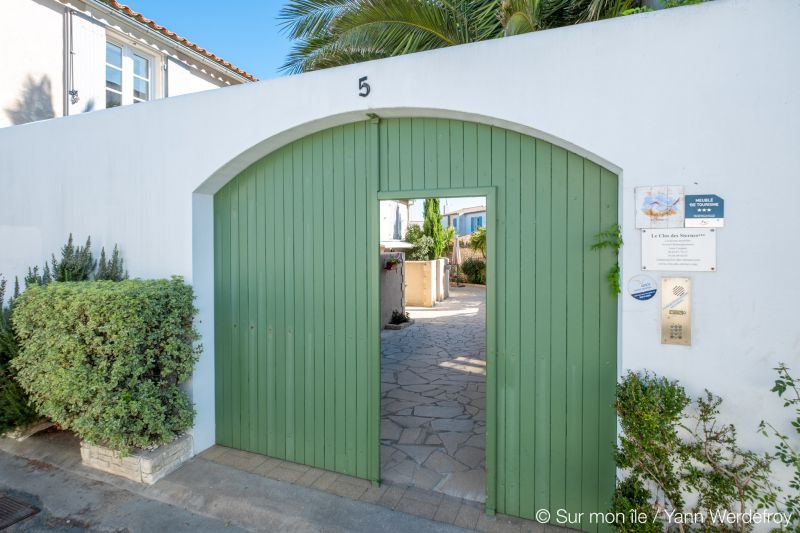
[80,434,192,484]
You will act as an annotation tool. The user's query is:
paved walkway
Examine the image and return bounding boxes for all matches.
[381,285,486,502]
[0,430,466,533]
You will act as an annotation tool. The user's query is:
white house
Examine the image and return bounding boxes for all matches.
[0,0,798,524]
[0,0,255,128]
[378,199,412,247]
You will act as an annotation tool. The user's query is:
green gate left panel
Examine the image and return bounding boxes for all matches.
[214,122,374,478]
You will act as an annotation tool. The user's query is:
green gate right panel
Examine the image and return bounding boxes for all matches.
[378,119,618,530]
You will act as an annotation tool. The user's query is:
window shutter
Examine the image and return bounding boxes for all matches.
[68,12,105,115]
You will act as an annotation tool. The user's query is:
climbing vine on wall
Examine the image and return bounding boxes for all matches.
[592,224,623,295]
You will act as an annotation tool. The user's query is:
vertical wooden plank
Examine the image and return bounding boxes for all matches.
[283,148,296,461]
[303,136,316,464]
[354,122,369,477]
[550,146,568,515]
[368,118,381,483]
[256,162,268,455]
[379,120,389,192]
[247,171,258,451]
[273,149,287,459]
[518,137,536,518]
[213,191,222,444]
[344,124,358,474]
[238,173,250,451]
[463,122,478,188]
[215,186,231,445]
[322,129,336,470]
[504,131,522,517]
[333,126,347,472]
[424,119,437,189]
[229,178,241,450]
[411,118,425,190]
[581,160,602,533]
[449,120,464,189]
[387,119,400,192]
[313,133,326,466]
[485,186,498,514]
[477,124,492,187]
[265,158,278,457]
[598,169,619,532]
[398,118,413,191]
[565,152,585,518]
[436,118,451,189]
[491,126,507,510]
[292,141,306,464]
[534,140,552,513]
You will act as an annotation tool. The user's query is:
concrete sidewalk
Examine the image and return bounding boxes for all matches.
[0,430,468,532]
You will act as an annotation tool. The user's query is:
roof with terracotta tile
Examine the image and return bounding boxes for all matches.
[99,0,258,82]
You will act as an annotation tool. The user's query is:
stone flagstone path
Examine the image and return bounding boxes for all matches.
[381,285,486,502]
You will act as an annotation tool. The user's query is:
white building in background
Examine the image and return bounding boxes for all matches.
[0,0,255,128]
[441,206,486,236]
[379,199,412,249]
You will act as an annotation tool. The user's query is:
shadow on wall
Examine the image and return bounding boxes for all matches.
[5,75,55,126]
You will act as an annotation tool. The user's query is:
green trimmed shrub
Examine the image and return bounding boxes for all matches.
[0,277,38,433]
[462,257,486,284]
[12,278,200,452]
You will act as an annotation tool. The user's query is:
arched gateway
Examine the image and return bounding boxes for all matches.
[213,117,618,529]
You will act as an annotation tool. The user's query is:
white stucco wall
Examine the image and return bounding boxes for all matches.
[167,56,224,97]
[0,0,798,458]
[379,200,410,241]
[0,0,66,127]
[0,0,243,128]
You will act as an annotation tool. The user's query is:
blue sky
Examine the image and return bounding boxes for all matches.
[123,0,293,80]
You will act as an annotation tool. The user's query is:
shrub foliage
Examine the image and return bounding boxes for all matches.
[0,277,38,433]
[462,257,486,284]
[12,278,200,452]
[614,371,777,532]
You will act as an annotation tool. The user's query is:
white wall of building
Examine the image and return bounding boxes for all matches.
[0,0,798,458]
[379,200,410,241]
[167,57,223,97]
[0,0,66,127]
[0,0,242,128]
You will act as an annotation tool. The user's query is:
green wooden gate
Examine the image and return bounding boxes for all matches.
[214,118,618,530]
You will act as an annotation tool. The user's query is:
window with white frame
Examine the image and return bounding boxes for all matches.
[105,42,123,108]
[105,41,154,108]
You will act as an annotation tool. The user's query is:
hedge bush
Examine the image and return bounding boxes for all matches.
[0,278,38,433]
[461,257,486,284]
[12,278,200,452]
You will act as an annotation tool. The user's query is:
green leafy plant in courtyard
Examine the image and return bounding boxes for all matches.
[0,276,38,433]
[405,224,434,261]
[592,223,622,295]
[390,310,411,324]
[614,371,777,533]
[470,226,487,258]
[12,278,200,453]
[462,257,486,284]
[759,363,800,532]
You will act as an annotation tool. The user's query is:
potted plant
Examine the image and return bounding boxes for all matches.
[384,254,401,270]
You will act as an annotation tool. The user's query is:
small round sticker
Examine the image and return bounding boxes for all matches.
[628,275,657,301]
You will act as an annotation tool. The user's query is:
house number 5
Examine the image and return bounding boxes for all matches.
[358,76,371,97]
